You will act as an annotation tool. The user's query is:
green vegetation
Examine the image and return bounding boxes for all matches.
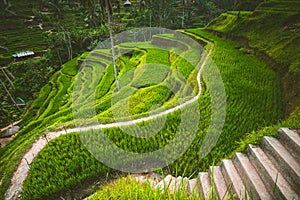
[0,33,203,199]
[0,0,109,63]
[87,176,196,200]
[21,92,206,199]
[206,0,300,117]
[87,174,257,200]
[0,0,266,125]
[75,37,202,124]
[0,0,111,126]
[0,56,79,200]
[0,0,47,62]
[17,29,285,198]
[21,133,111,200]
[2,2,299,199]
[188,27,282,136]
[255,0,300,12]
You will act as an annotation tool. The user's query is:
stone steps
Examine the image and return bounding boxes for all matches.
[133,128,300,199]
[209,166,230,199]
[198,172,211,199]
[261,136,300,190]
[186,178,199,195]
[220,159,249,199]
[248,144,297,199]
[232,152,273,200]
[278,128,300,163]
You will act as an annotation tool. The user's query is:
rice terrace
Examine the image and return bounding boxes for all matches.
[0,0,299,200]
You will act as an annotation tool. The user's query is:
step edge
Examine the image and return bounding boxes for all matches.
[247,144,298,199]
[220,159,249,199]
[233,152,273,200]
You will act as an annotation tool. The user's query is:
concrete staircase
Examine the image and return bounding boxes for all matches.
[133,128,300,199]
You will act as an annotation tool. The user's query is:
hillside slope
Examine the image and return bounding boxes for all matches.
[1,29,285,199]
[1,2,300,199]
[206,0,300,118]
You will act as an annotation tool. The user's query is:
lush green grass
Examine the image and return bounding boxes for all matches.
[145,48,171,66]
[206,2,300,117]
[190,28,282,133]
[0,57,78,200]
[2,2,299,199]
[18,34,205,198]
[87,176,199,200]
[81,39,200,123]
[18,35,206,198]
[87,173,263,200]
[21,97,207,199]
[255,0,300,12]
[130,63,169,88]
[1,34,202,199]
[21,133,111,200]
[207,10,300,71]
[2,25,292,200]
[20,29,285,199]
[74,44,195,125]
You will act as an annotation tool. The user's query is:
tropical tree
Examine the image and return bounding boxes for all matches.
[79,0,105,27]
[134,0,180,28]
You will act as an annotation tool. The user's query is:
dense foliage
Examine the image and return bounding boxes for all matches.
[117,0,265,28]
[21,133,111,200]
[0,33,202,199]
[1,1,298,200]
[20,30,283,199]
[0,0,266,126]
[205,0,300,117]
[88,175,201,200]
[0,0,110,126]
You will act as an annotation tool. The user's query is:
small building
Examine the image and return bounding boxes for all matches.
[12,50,35,58]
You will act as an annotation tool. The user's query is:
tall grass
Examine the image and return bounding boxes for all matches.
[2,30,284,199]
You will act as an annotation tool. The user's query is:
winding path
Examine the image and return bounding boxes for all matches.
[5,35,214,200]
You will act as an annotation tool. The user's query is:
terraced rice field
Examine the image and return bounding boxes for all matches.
[0,30,282,199]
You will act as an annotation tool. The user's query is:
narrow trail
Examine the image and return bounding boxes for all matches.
[5,37,214,200]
